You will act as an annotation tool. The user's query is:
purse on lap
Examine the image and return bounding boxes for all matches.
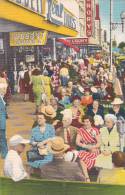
[27,146,44,162]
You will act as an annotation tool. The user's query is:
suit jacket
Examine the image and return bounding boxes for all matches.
[39,158,85,181]
[56,125,77,148]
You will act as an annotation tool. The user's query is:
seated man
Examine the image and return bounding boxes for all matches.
[4,135,29,182]
[56,114,77,150]
[32,137,85,182]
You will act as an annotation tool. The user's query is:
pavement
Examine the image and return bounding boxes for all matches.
[0,94,36,176]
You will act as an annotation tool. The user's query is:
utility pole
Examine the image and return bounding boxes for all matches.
[109,0,113,72]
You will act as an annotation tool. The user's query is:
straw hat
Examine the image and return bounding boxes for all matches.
[111,98,123,105]
[40,105,56,118]
[48,137,69,154]
[91,86,98,93]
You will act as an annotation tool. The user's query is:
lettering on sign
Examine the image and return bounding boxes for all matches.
[10,31,48,46]
[8,0,43,15]
[67,38,88,45]
[46,0,77,30]
[86,0,93,37]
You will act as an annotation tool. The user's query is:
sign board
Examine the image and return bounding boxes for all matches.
[26,54,35,62]
[67,38,88,45]
[8,0,43,15]
[86,0,93,37]
[46,0,77,30]
[10,31,48,46]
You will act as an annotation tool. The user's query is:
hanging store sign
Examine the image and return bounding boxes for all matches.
[8,0,43,15]
[46,0,77,30]
[67,38,89,45]
[10,31,48,46]
[86,0,93,37]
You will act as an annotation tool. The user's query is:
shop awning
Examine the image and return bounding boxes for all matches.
[57,38,80,52]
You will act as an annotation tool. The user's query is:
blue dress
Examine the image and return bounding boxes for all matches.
[29,124,55,168]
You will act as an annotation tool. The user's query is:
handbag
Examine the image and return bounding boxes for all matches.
[27,146,44,162]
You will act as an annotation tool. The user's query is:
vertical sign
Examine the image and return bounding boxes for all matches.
[86,0,93,37]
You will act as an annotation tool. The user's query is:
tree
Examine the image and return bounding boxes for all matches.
[118,42,125,49]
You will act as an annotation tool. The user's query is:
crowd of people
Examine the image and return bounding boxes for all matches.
[1,54,125,184]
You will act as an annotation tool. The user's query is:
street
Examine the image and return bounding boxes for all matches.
[0,95,35,176]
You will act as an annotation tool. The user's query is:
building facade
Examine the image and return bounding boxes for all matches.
[0,0,79,68]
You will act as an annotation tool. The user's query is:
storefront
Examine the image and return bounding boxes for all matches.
[0,0,78,69]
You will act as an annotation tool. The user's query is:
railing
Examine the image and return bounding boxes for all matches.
[0,177,125,195]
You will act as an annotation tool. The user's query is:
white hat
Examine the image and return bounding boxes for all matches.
[78,59,84,64]
[9,135,30,146]
[94,115,104,126]
[64,150,78,162]
[91,86,98,93]
[61,109,72,117]
[111,98,123,105]
[20,62,24,65]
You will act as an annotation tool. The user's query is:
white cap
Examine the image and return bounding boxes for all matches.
[64,150,78,162]
[9,135,30,146]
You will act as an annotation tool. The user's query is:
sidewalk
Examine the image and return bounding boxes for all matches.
[0,95,35,176]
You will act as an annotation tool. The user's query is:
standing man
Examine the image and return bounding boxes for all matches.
[0,74,8,158]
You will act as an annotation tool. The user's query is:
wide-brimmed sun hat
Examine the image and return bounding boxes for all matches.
[48,137,69,154]
[9,135,30,146]
[111,98,123,105]
[40,105,56,118]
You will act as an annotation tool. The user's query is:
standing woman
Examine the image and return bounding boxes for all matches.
[17,65,26,94]
[76,115,100,182]
[41,70,52,100]
[30,68,43,113]
[0,72,8,158]
[23,64,33,102]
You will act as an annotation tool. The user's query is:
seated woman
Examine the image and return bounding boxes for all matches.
[29,113,55,168]
[81,88,93,107]
[87,100,104,119]
[70,96,84,128]
[98,82,108,100]
[56,115,77,150]
[66,81,73,97]
[95,114,120,169]
[97,151,125,184]
[58,88,71,108]
[109,98,125,119]
[76,115,100,182]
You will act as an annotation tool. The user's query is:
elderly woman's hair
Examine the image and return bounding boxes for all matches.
[112,151,125,167]
[104,114,117,123]
[82,115,94,125]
